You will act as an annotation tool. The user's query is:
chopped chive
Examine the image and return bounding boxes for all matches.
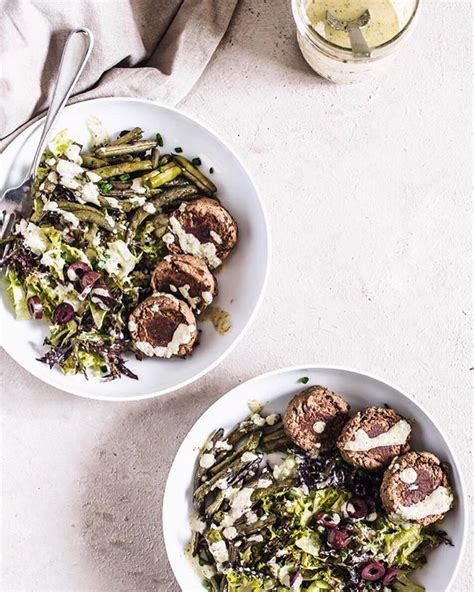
[298,376,310,384]
[174,147,183,153]
[98,181,113,194]
[191,157,202,166]
[209,167,214,174]
[156,133,164,147]
[119,173,130,181]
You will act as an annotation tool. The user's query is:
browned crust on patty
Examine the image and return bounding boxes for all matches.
[336,407,411,471]
[283,386,350,452]
[128,292,197,358]
[151,254,218,314]
[167,198,238,267]
[380,451,452,526]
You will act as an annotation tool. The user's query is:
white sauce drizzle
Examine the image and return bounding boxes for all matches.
[343,420,411,452]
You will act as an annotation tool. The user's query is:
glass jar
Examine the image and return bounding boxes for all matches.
[292,0,420,83]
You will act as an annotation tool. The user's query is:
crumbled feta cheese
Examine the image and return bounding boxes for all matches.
[241,452,258,463]
[209,540,228,565]
[246,511,258,524]
[190,515,206,534]
[169,284,178,293]
[178,284,200,309]
[143,202,156,214]
[215,440,232,452]
[19,220,49,255]
[215,478,228,490]
[248,534,263,542]
[273,456,297,481]
[257,478,272,489]
[87,116,110,147]
[86,171,101,183]
[65,143,82,164]
[248,400,264,414]
[131,178,147,194]
[222,526,238,540]
[199,453,216,469]
[221,487,254,527]
[266,413,280,426]
[313,420,326,434]
[251,413,266,427]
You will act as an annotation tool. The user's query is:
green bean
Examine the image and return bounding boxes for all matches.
[94,160,153,179]
[226,419,260,447]
[110,181,132,190]
[173,154,217,194]
[109,127,143,146]
[260,435,291,453]
[126,209,150,243]
[142,166,182,189]
[151,147,161,168]
[209,431,262,476]
[194,429,225,491]
[236,514,277,536]
[56,200,115,232]
[158,154,171,166]
[150,185,198,210]
[261,426,286,444]
[95,140,157,158]
[205,490,224,519]
[194,452,262,506]
[208,576,220,592]
[162,177,191,188]
[81,154,108,169]
[191,530,201,556]
[251,478,295,502]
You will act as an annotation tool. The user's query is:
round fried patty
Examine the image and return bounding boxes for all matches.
[283,386,350,452]
[151,254,217,314]
[164,198,238,269]
[336,407,412,471]
[380,451,453,526]
[128,292,197,358]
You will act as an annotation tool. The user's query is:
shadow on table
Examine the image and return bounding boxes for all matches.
[78,373,239,591]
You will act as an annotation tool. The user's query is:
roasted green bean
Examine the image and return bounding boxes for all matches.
[94,160,153,179]
[81,154,108,169]
[56,201,115,232]
[173,154,217,194]
[108,127,143,146]
[95,140,157,158]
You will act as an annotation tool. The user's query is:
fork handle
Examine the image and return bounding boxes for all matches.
[28,28,94,178]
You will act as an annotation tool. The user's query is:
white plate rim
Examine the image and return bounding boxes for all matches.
[0,97,271,401]
[162,364,468,592]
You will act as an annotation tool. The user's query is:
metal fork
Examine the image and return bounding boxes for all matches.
[0,28,94,266]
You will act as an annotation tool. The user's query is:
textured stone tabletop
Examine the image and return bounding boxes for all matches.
[1,1,472,591]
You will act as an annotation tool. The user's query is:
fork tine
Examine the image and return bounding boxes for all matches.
[0,212,16,265]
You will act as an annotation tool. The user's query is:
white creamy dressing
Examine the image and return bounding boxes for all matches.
[19,220,49,255]
[103,240,136,280]
[168,216,222,269]
[178,284,200,309]
[306,0,400,49]
[241,452,258,463]
[343,420,411,452]
[44,201,80,227]
[201,290,213,305]
[87,116,110,147]
[221,487,254,527]
[131,178,147,194]
[395,486,453,522]
[214,440,232,452]
[136,322,196,358]
[399,467,417,484]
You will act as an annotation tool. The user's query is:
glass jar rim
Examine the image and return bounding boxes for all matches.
[292,0,420,56]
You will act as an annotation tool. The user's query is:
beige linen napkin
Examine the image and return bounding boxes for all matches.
[0,0,238,149]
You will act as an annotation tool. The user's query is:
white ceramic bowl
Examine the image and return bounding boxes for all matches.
[163,366,467,592]
[0,98,270,400]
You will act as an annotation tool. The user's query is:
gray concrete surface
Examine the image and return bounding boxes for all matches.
[1,1,472,591]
